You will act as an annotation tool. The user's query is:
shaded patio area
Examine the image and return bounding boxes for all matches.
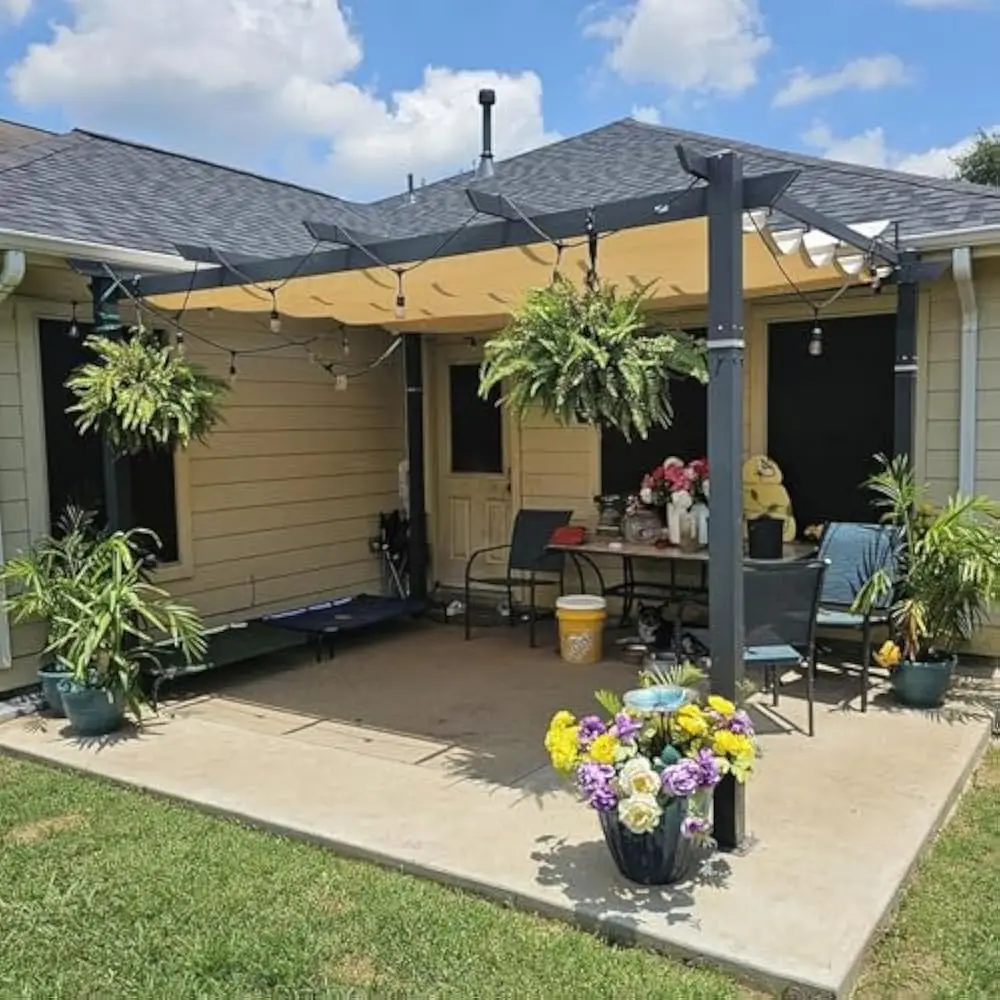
[1,622,995,998]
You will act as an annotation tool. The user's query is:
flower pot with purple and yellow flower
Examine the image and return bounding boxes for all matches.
[544,690,757,886]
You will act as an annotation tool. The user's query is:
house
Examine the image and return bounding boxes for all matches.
[2,113,1000,693]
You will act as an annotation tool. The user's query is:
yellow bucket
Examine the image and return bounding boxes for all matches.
[556,595,608,665]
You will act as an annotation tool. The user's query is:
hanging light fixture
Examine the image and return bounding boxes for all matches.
[808,310,824,358]
[269,289,282,335]
[68,301,80,339]
[342,328,351,357]
[394,269,406,320]
[228,352,239,385]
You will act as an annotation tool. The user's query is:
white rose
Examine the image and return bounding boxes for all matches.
[671,489,693,511]
[663,457,683,471]
[639,487,653,505]
[619,757,661,797]
[702,478,710,500]
[618,794,663,835]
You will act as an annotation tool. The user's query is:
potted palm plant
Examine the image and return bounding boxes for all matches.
[1,507,207,735]
[853,456,1000,708]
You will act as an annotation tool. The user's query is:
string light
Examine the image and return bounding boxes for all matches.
[394,269,406,320]
[228,352,239,386]
[269,289,282,335]
[68,301,80,339]
[342,329,351,358]
[175,328,186,356]
[808,309,824,358]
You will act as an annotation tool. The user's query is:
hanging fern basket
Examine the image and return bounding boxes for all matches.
[67,329,229,456]
[479,276,707,440]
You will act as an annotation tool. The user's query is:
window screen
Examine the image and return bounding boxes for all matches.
[38,320,180,562]
[449,363,503,474]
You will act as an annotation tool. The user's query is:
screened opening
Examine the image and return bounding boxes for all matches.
[38,319,180,562]
[600,329,707,495]
[768,314,895,534]
[449,363,503,474]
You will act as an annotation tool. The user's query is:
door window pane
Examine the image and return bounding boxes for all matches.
[449,363,502,474]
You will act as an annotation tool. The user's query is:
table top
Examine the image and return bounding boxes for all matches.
[549,536,815,563]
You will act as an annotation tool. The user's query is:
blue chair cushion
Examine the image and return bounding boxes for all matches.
[817,608,887,629]
[744,644,804,667]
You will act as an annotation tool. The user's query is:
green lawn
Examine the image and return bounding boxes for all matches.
[0,748,997,1000]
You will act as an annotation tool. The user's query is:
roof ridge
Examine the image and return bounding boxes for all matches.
[72,128,368,208]
[624,117,1000,205]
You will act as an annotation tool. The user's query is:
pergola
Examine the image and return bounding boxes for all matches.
[134,103,940,847]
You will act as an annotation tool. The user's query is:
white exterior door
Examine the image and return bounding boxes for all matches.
[432,341,512,590]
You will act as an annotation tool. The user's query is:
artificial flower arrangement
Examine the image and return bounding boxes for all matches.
[544,681,757,880]
[638,456,709,513]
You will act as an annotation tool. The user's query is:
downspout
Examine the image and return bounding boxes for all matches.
[0,250,26,669]
[953,247,978,496]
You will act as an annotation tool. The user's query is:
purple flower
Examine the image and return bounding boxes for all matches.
[694,748,722,788]
[577,715,607,747]
[612,712,642,742]
[577,762,618,812]
[681,816,712,840]
[728,710,754,736]
[661,759,701,798]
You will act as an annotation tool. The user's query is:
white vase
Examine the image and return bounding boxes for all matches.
[692,503,709,547]
[666,504,682,545]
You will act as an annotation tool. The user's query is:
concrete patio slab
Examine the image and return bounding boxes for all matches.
[1,625,993,999]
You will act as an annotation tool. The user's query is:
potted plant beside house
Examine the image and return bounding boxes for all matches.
[544,679,757,885]
[853,456,1000,708]
[1,507,207,735]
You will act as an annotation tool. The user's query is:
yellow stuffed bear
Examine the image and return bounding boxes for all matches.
[742,455,796,542]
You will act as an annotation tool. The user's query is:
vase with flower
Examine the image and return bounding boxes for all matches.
[543,667,758,885]
[638,457,709,547]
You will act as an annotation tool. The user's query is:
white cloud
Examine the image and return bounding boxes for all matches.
[584,0,771,95]
[630,104,662,125]
[802,121,1000,177]
[2,0,31,21]
[773,55,910,108]
[7,0,556,194]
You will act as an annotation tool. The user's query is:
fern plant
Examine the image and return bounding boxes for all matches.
[479,277,707,440]
[67,329,228,456]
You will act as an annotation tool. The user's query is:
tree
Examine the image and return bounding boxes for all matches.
[954,129,1000,187]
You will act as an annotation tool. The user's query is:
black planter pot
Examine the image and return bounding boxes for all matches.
[598,798,693,885]
[747,515,784,559]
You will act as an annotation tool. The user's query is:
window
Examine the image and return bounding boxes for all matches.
[600,329,707,495]
[768,314,895,532]
[38,319,180,562]
[449,363,503,474]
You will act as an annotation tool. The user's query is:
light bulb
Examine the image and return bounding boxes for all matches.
[395,294,406,320]
[808,325,823,357]
[269,308,282,335]
[342,332,350,357]
[228,353,238,386]
[68,320,80,340]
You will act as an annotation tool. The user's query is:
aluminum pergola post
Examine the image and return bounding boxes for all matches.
[704,151,747,850]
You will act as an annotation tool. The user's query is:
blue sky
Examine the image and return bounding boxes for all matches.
[0,0,995,199]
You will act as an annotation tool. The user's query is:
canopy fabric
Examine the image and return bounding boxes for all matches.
[147,217,874,333]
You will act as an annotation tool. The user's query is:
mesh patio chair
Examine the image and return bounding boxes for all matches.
[815,522,897,712]
[463,509,573,647]
[744,558,828,737]
[684,559,828,736]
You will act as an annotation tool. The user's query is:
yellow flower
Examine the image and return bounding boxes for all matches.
[549,710,576,731]
[587,733,620,765]
[707,695,735,718]
[712,730,742,757]
[672,704,709,739]
[874,641,902,670]
[545,726,580,773]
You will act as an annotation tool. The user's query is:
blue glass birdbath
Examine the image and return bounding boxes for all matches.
[623,685,690,714]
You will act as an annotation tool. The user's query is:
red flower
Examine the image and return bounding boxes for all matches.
[651,466,666,482]
[689,458,709,480]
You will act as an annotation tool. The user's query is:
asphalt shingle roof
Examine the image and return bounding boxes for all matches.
[2,117,1000,262]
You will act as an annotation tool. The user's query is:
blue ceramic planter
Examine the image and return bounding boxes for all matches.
[57,680,126,737]
[599,797,692,885]
[37,664,69,718]
[891,657,955,709]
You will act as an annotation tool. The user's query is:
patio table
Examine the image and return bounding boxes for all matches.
[548,537,814,626]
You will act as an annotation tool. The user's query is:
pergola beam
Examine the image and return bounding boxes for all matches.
[139,168,800,299]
